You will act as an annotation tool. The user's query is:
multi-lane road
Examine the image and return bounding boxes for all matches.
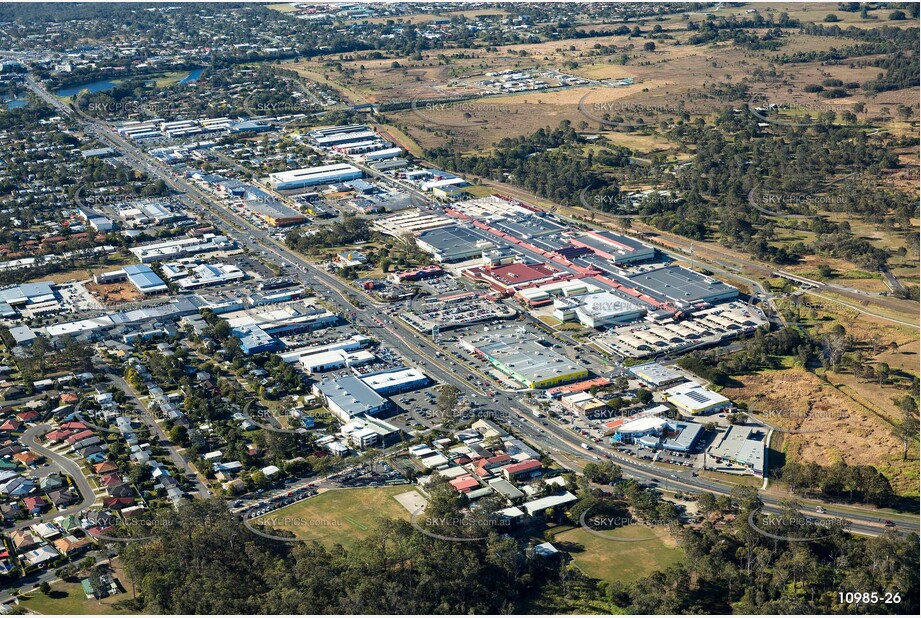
[24,74,918,538]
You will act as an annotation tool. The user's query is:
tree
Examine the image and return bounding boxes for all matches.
[250,470,268,489]
[643,41,656,52]
[583,461,623,484]
[39,581,51,595]
[892,404,918,461]
[211,319,231,341]
[875,362,890,385]
[436,385,460,415]
[634,388,653,405]
[168,425,188,446]
[224,336,243,360]
[697,492,717,516]
[31,334,51,376]
[606,396,624,411]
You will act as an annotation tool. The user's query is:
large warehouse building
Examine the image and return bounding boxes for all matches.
[241,187,307,227]
[268,164,363,191]
[460,327,587,389]
[568,230,656,265]
[313,376,389,422]
[123,264,168,294]
[627,265,738,307]
[708,425,766,477]
[416,224,495,263]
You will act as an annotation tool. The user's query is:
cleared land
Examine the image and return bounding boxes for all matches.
[86,280,145,303]
[257,486,418,548]
[723,366,919,496]
[18,562,134,615]
[551,524,683,584]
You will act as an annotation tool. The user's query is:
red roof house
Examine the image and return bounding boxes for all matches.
[449,475,481,493]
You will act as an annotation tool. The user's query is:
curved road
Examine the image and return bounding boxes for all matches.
[24,73,918,540]
[16,424,96,530]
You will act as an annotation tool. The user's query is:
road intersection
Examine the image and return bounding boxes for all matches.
[24,75,918,539]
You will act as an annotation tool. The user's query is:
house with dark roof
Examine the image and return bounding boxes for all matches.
[0,501,21,521]
[1,476,35,497]
[106,483,133,498]
[47,488,78,508]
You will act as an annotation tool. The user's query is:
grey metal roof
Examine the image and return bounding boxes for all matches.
[123,264,167,290]
[417,224,493,260]
[0,281,55,303]
[627,265,738,305]
[316,375,387,417]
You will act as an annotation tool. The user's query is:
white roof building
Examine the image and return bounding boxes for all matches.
[664,382,730,415]
[521,491,578,516]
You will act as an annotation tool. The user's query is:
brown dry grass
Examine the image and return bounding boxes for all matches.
[874,339,920,375]
[723,367,919,496]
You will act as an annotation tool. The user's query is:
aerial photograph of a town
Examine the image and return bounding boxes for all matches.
[0,0,917,616]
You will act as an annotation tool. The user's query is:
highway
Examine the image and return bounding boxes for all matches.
[23,74,918,539]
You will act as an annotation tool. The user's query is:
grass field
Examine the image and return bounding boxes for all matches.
[24,253,136,285]
[551,524,682,584]
[266,3,298,12]
[257,486,417,549]
[722,365,919,497]
[18,580,133,615]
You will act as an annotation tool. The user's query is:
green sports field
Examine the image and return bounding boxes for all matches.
[255,486,418,549]
[551,524,683,584]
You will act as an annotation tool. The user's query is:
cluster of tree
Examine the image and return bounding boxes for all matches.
[0,100,55,131]
[656,108,911,266]
[685,12,800,46]
[426,121,623,206]
[117,481,919,615]
[12,334,93,385]
[608,490,918,614]
[779,461,895,507]
[678,326,815,387]
[285,215,370,254]
[581,460,623,485]
[119,497,563,614]
[781,23,918,95]
[261,354,306,397]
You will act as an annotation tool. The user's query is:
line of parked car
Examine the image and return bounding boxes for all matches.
[246,485,318,518]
